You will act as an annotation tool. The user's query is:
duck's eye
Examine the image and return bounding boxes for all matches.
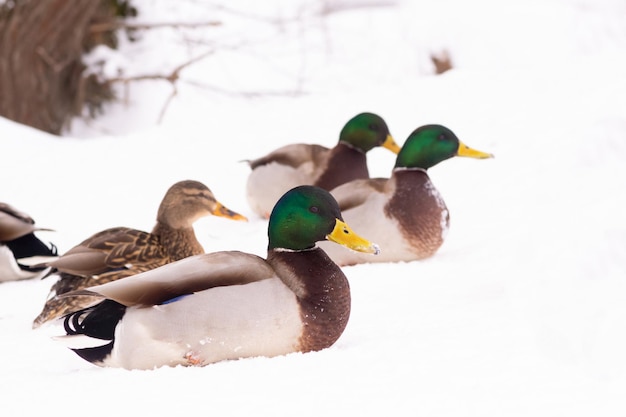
[437,134,447,141]
[310,206,319,214]
[368,123,380,131]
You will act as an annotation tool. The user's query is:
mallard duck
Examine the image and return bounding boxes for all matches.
[0,202,58,282]
[32,180,247,328]
[318,124,493,266]
[245,112,401,219]
[55,185,379,370]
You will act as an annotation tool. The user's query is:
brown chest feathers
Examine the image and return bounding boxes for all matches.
[267,248,351,353]
[386,170,449,259]
[151,223,205,261]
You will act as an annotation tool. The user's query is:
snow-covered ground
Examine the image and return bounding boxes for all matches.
[2,0,626,415]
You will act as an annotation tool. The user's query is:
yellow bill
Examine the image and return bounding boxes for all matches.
[457,141,494,159]
[212,202,248,221]
[326,219,380,255]
[383,134,402,154]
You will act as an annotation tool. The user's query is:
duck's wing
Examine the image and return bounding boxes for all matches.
[330,178,389,212]
[68,251,275,307]
[0,202,34,223]
[247,143,330,169]
[47,227,163,276]
[0,203,48,241]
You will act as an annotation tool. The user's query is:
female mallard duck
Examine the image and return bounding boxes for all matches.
[56,185,379,370]
[318,124,493,266]
[32,180,247,328]
[245,112,401,219]
[0,202,58,282]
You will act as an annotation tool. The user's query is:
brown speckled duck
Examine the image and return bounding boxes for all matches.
[318,124,493,266]
[55,185,379,370]
[0,202,58,282]
[32,180,247,328]
[245,112,401,219]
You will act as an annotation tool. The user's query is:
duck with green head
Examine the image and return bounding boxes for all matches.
[245,112,401,219]
[318,124,493,266]
[56,186,379,370]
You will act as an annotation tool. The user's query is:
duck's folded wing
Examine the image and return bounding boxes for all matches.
[330,178,388,211]
[47,228,159,276]
[45,249,108,276]
[66,251,275,307]
[0,205,41,241]
[72,227,153,255]
[248,143,329,169]
[0,202,34,224]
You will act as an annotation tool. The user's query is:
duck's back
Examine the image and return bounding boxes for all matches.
[246,143,330,218]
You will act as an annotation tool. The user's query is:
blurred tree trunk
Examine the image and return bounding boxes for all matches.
[0,0,116,135]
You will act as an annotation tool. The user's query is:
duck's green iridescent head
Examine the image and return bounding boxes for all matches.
[268,185,380,255]
[339,112,400,154]
[394,124,493,170]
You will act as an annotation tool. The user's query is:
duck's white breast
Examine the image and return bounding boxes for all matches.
[107,277,303,370]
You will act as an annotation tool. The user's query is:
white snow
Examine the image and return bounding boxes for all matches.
[1,0,626,415]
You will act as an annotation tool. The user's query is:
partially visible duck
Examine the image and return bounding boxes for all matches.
[245,112,401,218]
[318,124,493,266]
[0,202,57,282]
[56,185,379,370]
[32,180,247,328]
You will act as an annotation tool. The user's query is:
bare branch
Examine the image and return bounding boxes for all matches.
[157,86,178,124]
[182,79,306,99]
[103,49,215,124]
[89,20,221,33]
[107,49,214,84]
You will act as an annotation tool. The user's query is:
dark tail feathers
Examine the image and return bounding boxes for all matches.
[6,233,58,271]
[64,299,127,364]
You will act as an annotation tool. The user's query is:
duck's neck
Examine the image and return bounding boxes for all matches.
[314,142,368,191]
[390,167,436,192]
[151,222,204,260]
[266,247,351,352]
